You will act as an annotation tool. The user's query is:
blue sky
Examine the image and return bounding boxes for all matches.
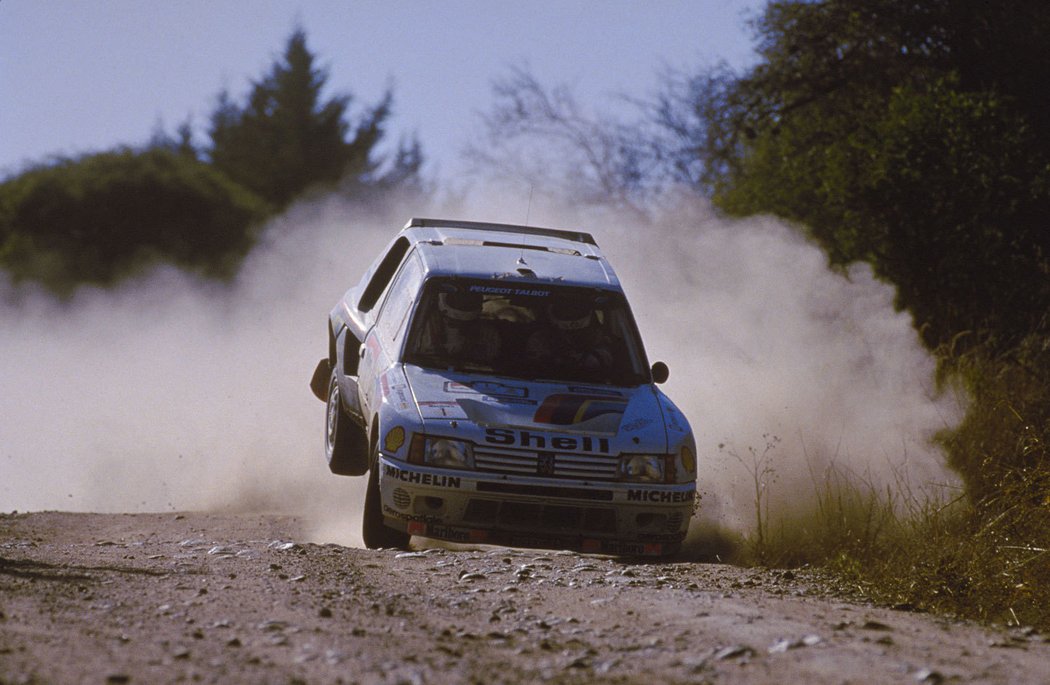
[1,1,762,180]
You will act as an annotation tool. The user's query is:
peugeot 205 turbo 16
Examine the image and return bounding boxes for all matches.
[309,218,696,556]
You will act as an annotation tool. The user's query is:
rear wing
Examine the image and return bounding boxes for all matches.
[404,217,597,246]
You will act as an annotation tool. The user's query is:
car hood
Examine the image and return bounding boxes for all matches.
[402,365,670,453]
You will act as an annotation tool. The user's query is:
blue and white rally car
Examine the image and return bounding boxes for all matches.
[310,218,696,555]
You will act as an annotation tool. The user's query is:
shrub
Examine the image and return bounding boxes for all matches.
[0,147,269,293]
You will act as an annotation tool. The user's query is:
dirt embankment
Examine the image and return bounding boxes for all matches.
[1,512,1048,684]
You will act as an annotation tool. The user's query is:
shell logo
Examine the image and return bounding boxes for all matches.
[384,426,406,453]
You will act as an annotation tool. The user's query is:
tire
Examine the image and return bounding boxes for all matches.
[362,442,411,550]
[325,370,368,476]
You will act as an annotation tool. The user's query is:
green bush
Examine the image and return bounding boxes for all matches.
[0,147,269,293]
[939,336,1050,501]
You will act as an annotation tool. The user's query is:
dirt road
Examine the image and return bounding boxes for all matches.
[1,512,1048,684]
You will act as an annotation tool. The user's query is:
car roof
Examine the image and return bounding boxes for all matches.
[400,218,621,290]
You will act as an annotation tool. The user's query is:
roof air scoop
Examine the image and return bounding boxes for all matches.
[517,266,537,277]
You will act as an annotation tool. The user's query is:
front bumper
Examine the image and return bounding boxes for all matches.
[376,455,695,556]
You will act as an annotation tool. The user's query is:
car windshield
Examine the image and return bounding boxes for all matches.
[403,278,650,386]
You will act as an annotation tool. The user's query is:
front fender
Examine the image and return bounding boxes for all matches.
[310,358,330,401]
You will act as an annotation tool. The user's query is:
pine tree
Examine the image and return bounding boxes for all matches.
[208,28,421,208]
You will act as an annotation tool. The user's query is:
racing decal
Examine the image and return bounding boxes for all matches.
[467,284,552,298]
[533,394,628,427]
[384,464,462,488]
[621,417,654,432]
[567,386,624,397]
[444,380,528,399]
[419,400,459,409]
[384,426,406,453]
[660,397,687,433]
[381,371,411,410]
[417,400,466,419]
[627,489,695,504]
[365,334,382,364]
[477,396,537,406]
[484,428,610,453]
[382,509,443,524]
[455,397,538,430]
[406,521,480,543]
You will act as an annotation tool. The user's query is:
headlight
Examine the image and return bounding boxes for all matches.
[409,435,474,469]
[621,454,672,483]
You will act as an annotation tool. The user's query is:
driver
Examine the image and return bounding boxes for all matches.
[434,289,501,363]
[527,299,613,370]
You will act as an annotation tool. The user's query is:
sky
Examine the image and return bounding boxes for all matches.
[1,0,762,181]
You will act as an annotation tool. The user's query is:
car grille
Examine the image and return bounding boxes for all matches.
[464,498,617,533]
[473,445,619,480]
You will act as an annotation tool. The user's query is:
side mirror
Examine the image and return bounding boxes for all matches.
[651,361,669,384]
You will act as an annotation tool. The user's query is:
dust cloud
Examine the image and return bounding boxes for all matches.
[508,193,961,534]
[0,197,391,545]
[0,189,961,546]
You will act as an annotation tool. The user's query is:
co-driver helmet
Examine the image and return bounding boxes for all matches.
[439,290,483,322]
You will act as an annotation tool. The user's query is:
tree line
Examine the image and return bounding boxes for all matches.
[652,1,1050,512]
[685,0,1050,624]
[0,29,423,294]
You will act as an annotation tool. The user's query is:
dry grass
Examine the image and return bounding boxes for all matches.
[726,335,1050,630]
[729,466,1050,629]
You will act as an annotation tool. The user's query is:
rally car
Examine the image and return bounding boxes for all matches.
[309,218,696,556]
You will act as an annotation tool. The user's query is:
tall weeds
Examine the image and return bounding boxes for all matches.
[730,334,1050,629]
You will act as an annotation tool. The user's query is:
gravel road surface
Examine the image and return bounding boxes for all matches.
[2,512,1048,684]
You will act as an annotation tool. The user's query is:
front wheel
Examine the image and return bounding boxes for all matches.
[326,370,367,476]
[362,445,411,550]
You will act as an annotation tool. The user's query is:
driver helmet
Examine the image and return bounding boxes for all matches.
[548,300,592,331]
[439,290,483,322]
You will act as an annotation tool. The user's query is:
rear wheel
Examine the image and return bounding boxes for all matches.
[362,442,411,549]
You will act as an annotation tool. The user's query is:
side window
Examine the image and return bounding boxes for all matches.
[375,252,424,347]
[359,237,410,313]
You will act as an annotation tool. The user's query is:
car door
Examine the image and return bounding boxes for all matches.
[359,251,424,418]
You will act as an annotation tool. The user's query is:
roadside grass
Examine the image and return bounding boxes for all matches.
[715,335,1050,630]
[729,463,1050,630]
